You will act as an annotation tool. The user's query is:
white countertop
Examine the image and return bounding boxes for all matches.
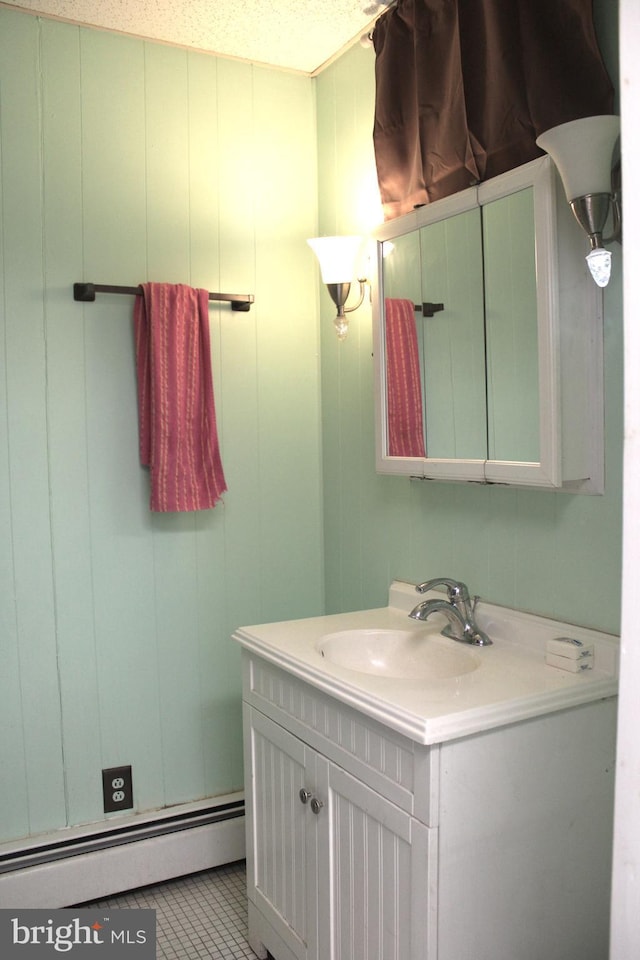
[233,581,619,745]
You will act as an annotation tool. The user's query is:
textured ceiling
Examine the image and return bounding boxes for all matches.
[4,0,391,74]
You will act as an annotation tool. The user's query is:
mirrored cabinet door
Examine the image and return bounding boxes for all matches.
[382,207,486,462]
[372,156,604,492]
[482,186,539,464]
[420,208,486,461]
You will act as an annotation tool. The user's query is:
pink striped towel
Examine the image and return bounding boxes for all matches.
[385,298,426,458]
[134,283,227,512]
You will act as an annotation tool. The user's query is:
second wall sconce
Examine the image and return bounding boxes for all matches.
[536,114,621,288]
[307,236,367,340]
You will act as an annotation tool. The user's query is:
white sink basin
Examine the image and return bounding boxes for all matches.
[317,628,480,680]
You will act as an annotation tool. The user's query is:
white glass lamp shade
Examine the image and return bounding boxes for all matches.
[307,236,364,284]
[536,115,620,201]
[586,248,612,287]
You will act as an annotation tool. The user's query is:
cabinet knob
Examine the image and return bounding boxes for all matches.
[310,797,324,815]
[299,788,312,804]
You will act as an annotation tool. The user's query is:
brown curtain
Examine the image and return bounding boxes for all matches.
[373,0,615,220]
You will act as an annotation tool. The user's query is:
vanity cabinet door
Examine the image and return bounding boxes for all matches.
[244,706,320,960]
[318,761,436,960]
[244,702,437,960]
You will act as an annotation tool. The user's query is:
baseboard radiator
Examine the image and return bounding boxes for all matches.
[0,794,245,909]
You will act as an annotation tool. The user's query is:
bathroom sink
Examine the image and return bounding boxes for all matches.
[316,628,479,680]
[235,580,619,743]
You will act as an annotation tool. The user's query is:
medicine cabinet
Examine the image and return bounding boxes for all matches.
[371,156,604,491]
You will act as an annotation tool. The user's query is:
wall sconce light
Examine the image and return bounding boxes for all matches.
[307,236,367,340]
[536,115,621,288]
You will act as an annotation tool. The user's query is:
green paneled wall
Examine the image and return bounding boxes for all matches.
[0,9,323,844]
[316,39,623,635]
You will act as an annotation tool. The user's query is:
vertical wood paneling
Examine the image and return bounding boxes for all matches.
[317,46,383,614]
[144,43,205,806]
[80,32,148,284]
[41,18,104,827]
[331,53,367,612]
[0,9,66,837]
[314,67,345,608]
[79,28,166,814]
[185,51,239,796]
[0,11,30,842]
[253,68,324,624]
[145,45,191,280]
[215,58,260,626]
[0,6,322,845]
[186,52,221,289]
[213,59,262,791]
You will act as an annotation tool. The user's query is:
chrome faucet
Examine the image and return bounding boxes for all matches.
[408,578,492,646]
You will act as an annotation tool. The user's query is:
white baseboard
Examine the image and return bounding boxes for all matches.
[0,796,245,908]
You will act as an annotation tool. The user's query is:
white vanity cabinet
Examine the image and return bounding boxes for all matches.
[241,649,616,960]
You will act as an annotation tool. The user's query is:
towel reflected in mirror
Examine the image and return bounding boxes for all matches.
[384,298,426,458]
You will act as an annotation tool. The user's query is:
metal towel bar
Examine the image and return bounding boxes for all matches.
[73,282,254,311]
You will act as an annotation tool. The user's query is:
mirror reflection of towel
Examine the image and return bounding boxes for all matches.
[134,283,227,512]
[385,298,426,458]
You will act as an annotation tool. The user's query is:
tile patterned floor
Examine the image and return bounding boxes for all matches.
[77,860,259,959]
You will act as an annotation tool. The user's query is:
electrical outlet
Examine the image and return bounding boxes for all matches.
[102,765,133,813]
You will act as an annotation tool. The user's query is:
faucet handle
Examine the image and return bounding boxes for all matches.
[416,578,470,602]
